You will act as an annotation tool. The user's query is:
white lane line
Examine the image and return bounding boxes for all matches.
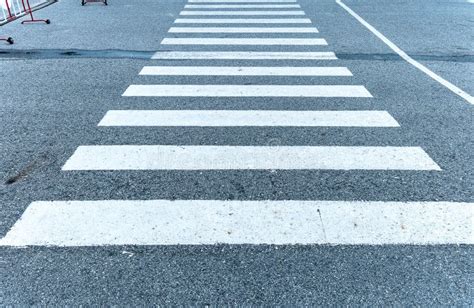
[61,146,440,171]
[185,4,301,8]
[3,200,469,246]
[168,27,318,33]
[180,10,306,15]
[122,85,372,97]
[189,0,298,2]
[337,0,474,105]
[161,38,327,45]
[174,18,311,23]
[151,51,337,60]
[139,66,352,76]
[98,110,400,127]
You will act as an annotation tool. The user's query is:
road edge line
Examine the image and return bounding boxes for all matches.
[336,0,474,105]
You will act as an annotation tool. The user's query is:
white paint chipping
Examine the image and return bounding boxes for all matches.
[151,51,337,60]
[61,145,440,171]
[185,4,301,8]
[122,85,372,97]
[1,200,470,246]
[180,10,306,15]
[168,27,318,33]
[98,110,399,127]
[188,0,298,2]
[337,0,474,105]
[139,66,352,76]
[174,18,311,23]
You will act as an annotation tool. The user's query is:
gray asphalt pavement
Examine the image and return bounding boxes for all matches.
[0,0,473,305]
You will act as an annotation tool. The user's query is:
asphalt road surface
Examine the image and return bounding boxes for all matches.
[0,0,473,305]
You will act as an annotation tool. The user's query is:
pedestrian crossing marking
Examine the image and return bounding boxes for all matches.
[62,145,440,171]
[1,200,470,246]
[168,27,318,33]
[161,38,327,45]
[98,110,400,127]
[2,0,450,249]
[150,51,337,60]
[174,18,312,23]
[139,66,352,76]
[180,10,306,15]
[185,4,302,8]
[188,0,299,3]
[122,85,372,97]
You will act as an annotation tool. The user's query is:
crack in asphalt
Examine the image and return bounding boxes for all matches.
[0,49,473,62]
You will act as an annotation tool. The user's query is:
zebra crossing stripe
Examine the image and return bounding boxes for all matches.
[150,51,337,60]
[161,38,327,45]
[98,110,400,127]
[122,85,371,97]
[188,0,299,3]
[184,4,302,8]
[2,200,469,246]
[168,27,318,33]
[61,145,440,171]
[174,18,311,23]
[139,66,352,76]
[179,10,306,15]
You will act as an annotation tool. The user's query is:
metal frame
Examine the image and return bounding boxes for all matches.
[82,0,107,6]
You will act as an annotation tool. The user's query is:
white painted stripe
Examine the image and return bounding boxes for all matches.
[62,146,440,171]
[2,200,470,246]
[122,85,372,97]
[151,51,337,60]
[174,18,311,23]
[161,38,327,45]
[168,27,318,33]
[139,66,352,76]
[337,0,474,105]
[98,110,400,127]
[180,10,306,15]
[185,4,301,8]
[188,0,298,3]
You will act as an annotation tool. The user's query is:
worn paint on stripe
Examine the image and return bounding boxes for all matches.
[98,110,400,127]
[2,200,470,246]
[168,27,318,33]
[122,85,371,97]
[174,18,311,23]
[139,66,352,76]
[151,51,337,60]
[62,146,440,171]
[180,10,306,15]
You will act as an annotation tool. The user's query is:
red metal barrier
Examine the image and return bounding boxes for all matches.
[20,0,50,24]
[1,0,54,44]
[0,36,13,44]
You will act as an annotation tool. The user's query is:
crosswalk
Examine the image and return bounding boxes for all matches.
[138,66,352,76]
[1,0,472,247]
[150,51,337,59]
[174,18,312,23]
[168,27,319,32]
